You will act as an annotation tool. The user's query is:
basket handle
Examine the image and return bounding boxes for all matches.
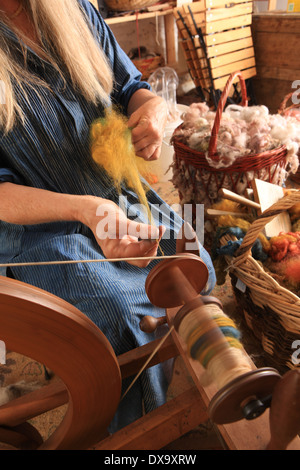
[208,71,248,158]
[278,92,300,116]
[231,191,300,268]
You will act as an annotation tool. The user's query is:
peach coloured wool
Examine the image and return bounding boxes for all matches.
[269,232,300,262]
[285,257,300,283]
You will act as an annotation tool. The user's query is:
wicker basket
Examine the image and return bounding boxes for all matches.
[105,0,158,11]
[279,92,300,184]
[221,192,300,374]
[132,54,165,80]
[172,71,289,209]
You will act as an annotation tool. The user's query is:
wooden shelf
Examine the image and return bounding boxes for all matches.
[105,9,177,65]
[105,8,174,25]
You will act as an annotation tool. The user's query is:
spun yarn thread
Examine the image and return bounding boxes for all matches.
[177,303,252,390]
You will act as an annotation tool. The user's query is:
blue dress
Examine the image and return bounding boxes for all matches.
[0,0,216,431]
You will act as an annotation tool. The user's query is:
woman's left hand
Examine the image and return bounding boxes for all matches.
[127,94,168,161]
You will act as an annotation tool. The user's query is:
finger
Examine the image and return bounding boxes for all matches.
[113,237,158,267]
[100,228,165,267]
[134,143,162,161]
[147,146,161,161]
[136,243,161,267]
[131,120,162,147]
[126,240,160,267]
[132,132,158,152]
[128,114,149,130]
[127,113,142,129]
[158,225,166,240]
[124,227,165,266]
[127,220,160,240]
[130,118,150,144]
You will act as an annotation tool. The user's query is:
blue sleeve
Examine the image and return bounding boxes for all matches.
[78,0,151,114]
[0,168,25,184]
[0,147,25,184]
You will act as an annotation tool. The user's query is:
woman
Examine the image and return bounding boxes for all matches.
[0,0,216,432]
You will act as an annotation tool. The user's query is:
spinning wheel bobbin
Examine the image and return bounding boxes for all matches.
[145,253,281,425]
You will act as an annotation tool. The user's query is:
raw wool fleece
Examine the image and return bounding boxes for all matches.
[174,102,300,172]
[90,108,154,224]
[171,102,300,209]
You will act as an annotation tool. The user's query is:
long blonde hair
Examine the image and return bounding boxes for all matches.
[0,0,114,133]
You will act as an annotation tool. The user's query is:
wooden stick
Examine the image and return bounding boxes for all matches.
[218,188,261,210]
[206,208,251,218]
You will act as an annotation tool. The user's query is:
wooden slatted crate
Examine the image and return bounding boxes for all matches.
[251,12,300,113]
[173,0,256,100]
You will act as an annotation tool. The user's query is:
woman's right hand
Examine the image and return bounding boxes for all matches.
[78,196,165,267]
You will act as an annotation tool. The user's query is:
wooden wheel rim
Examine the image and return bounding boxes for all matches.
[208,367,281,424]
[0,276,122,450]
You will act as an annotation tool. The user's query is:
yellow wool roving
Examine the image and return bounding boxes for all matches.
[218,214,271,253]
[90,108,154,225]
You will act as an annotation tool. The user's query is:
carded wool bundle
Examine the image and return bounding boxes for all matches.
[269,232,300,262]
[90,108,153,224]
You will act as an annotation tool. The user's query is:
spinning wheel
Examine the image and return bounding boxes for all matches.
[145,253,280,424]
[1,253,300,450]
[0,276,121,450]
